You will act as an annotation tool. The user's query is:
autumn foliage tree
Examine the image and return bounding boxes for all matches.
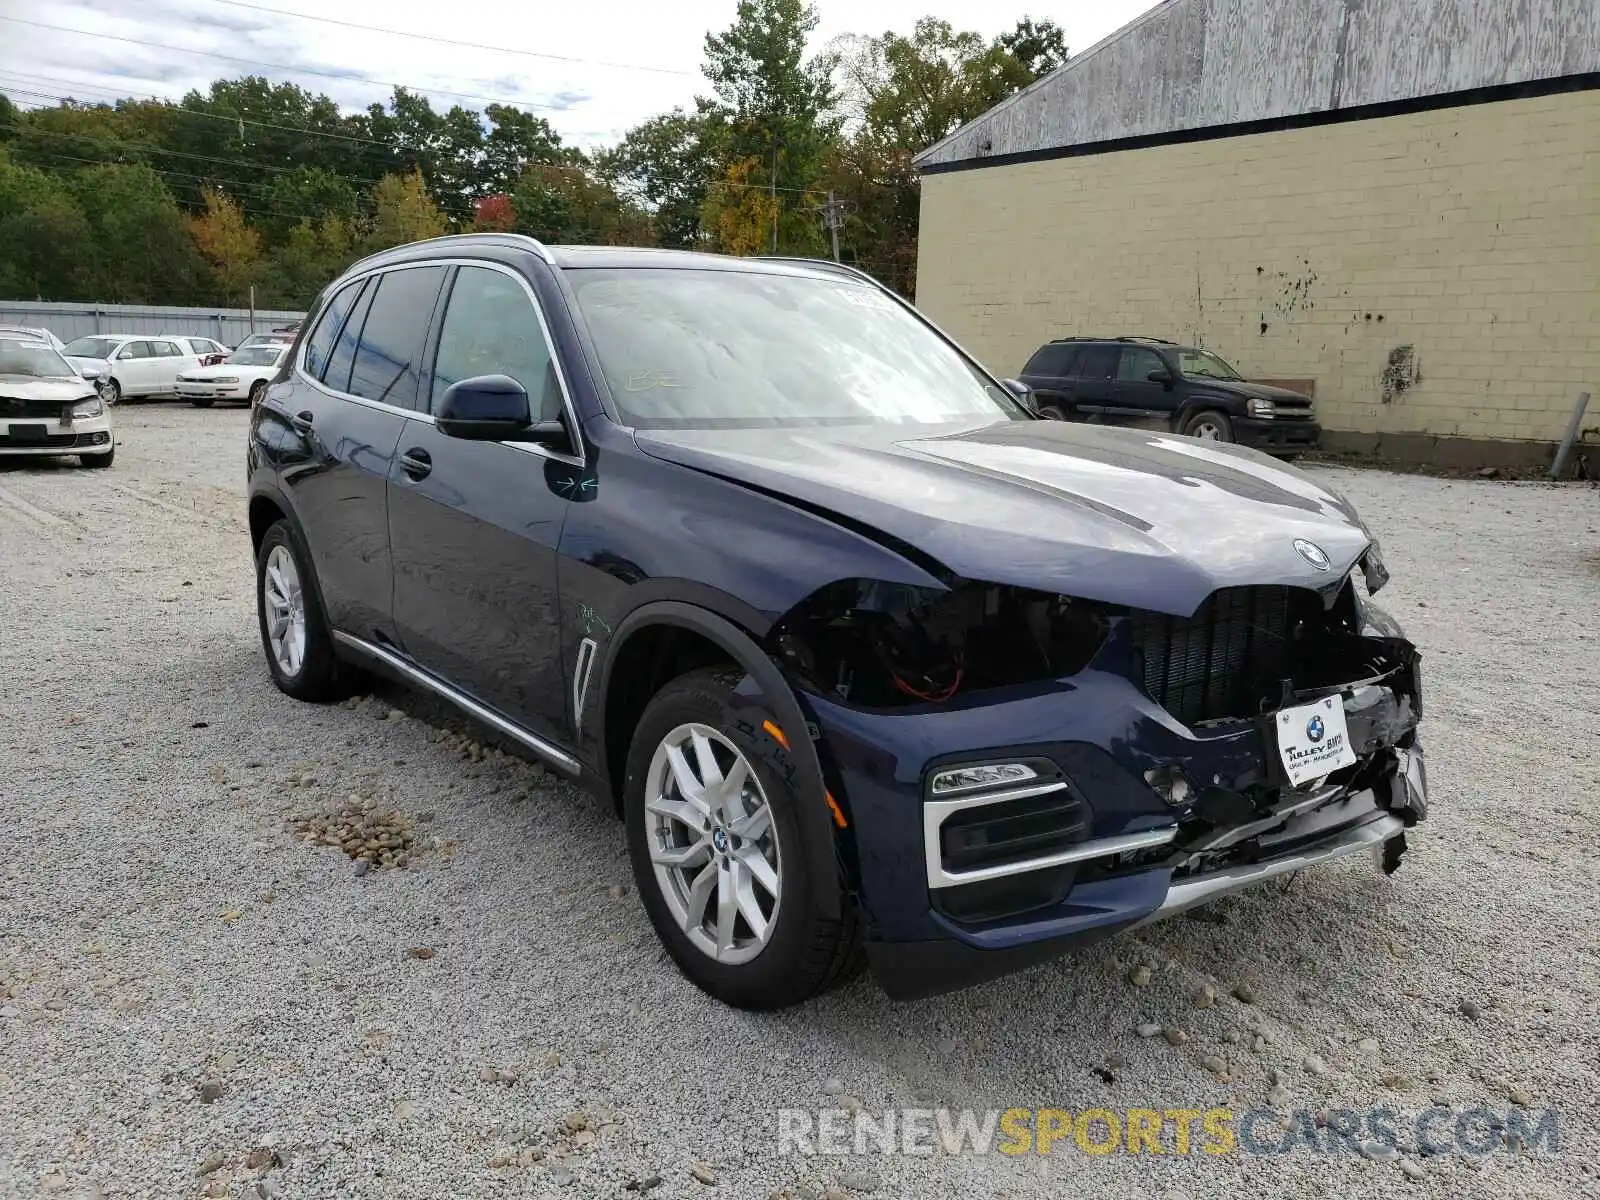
[189,187,262,304]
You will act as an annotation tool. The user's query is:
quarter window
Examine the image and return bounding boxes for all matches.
[430,266,561,420]
[348,267,447,409]
[303,279,365,383]
[150,340,182,357]
[1025,344,1077,375]
[321,279,376,394]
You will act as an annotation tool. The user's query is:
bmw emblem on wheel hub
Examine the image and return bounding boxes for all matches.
[1294,538,1331,570]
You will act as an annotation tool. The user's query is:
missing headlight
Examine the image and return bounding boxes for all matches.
[769,579,1110,707]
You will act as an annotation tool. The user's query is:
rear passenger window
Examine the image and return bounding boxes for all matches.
[1025,344,1077,375]
[430,266,561,419]
[348,267,447,409]
[1077,346,1118,378]
[321,279,376,394]
[303,279,365,383]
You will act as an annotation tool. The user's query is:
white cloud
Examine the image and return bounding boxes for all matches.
[0,0,1160,148]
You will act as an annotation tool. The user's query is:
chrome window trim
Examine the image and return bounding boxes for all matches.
[293,257,585,468]
[923,778,1178,890]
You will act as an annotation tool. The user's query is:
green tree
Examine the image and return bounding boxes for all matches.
[360,169,448,254]
[68,164,205,303]
[483,104,569,195]
[997,17,1069,81]
[510,164,653,246]
[0,155,96,299]
[190,187,264,305]
[602,109,723,250]
[259,167,360,245]
[260,213,354,308]
[700,0,837,254]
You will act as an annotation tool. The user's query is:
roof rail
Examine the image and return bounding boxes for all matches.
[1115,335,1176,344]
[343,232,555,275]
[754,256,882,287]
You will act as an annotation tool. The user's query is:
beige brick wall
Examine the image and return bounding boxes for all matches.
[916,90,1600,444]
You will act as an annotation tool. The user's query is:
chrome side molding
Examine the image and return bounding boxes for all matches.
[572,637,598,734]
[331,631,582,776]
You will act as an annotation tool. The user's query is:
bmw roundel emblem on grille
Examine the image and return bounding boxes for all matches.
[1294,538,1331,570]
[1306,715,1325,743]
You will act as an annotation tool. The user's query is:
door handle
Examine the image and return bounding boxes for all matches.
[290,410,314,433]
[399,447,432,480]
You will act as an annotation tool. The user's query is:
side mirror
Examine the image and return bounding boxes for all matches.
[1147,369,1174,387]
[1002,378,1038,412]
[79,365,102,381]
[117,347,137,360]
[436,374,567,445]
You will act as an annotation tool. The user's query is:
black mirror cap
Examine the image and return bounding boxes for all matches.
[436,373,571,447]
[1147,369,1174,386]
[1001,378,1038,411]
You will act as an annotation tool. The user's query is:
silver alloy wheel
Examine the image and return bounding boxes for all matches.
[1190,417,1225,440]
[262,544,307,677]
[645,722,782,965]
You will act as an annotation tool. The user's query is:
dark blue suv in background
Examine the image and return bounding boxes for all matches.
[248,235,1427,1008]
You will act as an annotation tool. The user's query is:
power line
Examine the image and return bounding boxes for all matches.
[0,15,576,112]
[198,0,696,77]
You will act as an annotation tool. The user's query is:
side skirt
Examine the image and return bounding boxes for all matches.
[331,630,583,778]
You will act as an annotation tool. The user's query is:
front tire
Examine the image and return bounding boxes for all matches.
[102,378,121,407]
[256,520,348,702]
[190,398,214,409]
[248,380,267,408]
[624,668,861,1009]
[79,446,114,469]
[1182,409,1234,442]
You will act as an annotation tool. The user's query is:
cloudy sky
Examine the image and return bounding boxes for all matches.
[0,0,1159,148]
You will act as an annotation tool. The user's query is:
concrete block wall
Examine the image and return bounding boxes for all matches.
[916,89,1600,452]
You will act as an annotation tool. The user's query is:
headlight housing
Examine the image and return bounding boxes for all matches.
[1247,397,1276,418]
[213,376,240,384]
[71,396,104,418]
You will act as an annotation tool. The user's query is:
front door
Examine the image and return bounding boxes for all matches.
[115,342,155,395]
[388,262,575,740]
[1111,345,1173,418]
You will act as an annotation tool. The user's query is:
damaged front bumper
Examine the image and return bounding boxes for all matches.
[806,645,1427,1002]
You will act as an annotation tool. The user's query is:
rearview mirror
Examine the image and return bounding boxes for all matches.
[436,374,567,446]
[1147,369,1173,387]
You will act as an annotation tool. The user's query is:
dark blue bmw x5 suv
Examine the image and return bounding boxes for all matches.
[248,234,1428,1008]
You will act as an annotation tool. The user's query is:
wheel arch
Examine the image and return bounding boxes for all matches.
[594,600,841,919]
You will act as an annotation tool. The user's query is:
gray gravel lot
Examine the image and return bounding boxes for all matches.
[2,406,1597,1200]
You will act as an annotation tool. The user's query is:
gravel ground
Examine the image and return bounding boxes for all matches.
[1,406,1597,1200]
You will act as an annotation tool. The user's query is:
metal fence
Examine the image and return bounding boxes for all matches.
[0,300,307,347]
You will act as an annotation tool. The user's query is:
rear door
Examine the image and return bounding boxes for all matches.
[1071,345,1118,413]
[274,265,447,642]
[1110,345,1173,418]
[147,339,188,393]
[387,260,575,739]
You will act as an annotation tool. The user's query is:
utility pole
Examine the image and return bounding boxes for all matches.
[769,136,779,254]
[822,190,842,262]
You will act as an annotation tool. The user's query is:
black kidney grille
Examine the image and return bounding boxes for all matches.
[1129,586,1304,726]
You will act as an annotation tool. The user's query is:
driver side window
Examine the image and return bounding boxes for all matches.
[430,266,561,421]
[1117,347,1167,381]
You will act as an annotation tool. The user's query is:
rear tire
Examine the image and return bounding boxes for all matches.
[624,668,862,1009]
[256,520,349,702]
[1182,409,1234,442]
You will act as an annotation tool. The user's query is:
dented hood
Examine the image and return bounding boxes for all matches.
[632,418,1373,616]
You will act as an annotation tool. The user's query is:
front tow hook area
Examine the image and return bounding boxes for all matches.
[1382,831,1408,874]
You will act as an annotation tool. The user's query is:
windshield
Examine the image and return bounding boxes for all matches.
[64,336,119,360]
[0,338,75,378]
[1178,349,1243,380]
[228,346,284,366]
[571,268,1021,429]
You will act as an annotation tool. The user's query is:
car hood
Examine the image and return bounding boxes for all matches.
[1192,379,1313,403]
[633,419,1371,616]
[0,376,97,403]
[65,355,110,371]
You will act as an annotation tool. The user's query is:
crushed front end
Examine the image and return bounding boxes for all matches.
[770,561,1427,1000]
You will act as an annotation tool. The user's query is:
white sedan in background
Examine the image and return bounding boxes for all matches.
[175,344,288,407]
[0,335,114,467]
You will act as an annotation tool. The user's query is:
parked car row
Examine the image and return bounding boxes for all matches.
[1015,335,1320,451]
